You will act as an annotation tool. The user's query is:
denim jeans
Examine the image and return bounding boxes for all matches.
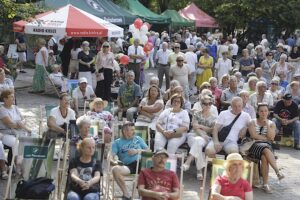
[273,118,300,144]
[67,191,100,200]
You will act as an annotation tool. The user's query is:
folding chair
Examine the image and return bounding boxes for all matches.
[200,157,254,200]
[4,137,59,200]
[136,151,185,200]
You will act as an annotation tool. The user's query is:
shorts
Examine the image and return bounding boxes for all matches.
[126,160,141,174]
[69,59,79,73]
[17,52,27,62]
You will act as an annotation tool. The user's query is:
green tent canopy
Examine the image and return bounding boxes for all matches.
[44,0,136,25]
[161,9,194,27]
[123,0,171,24]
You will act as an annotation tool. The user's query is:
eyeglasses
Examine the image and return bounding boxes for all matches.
[177,60,184,62]
[103,46,109,48]
[174,47,180,49]
[202,102,212,106]
[271,82,278,85]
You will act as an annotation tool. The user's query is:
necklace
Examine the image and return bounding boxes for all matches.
[59,107,68,118]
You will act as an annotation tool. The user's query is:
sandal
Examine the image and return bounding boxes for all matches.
[276,172,285,180]
[262,184,273,194]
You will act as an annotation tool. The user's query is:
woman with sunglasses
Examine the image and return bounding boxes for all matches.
[196,48,213,92]
[247,103,284,193]
[184,95,217,180]
[267,78,282,105]
[95,42,115,101]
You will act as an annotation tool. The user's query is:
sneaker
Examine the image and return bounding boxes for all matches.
[262,184,273,194]
[1,171,8,180]
[277,172,285,180]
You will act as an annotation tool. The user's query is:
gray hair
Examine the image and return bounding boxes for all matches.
[209,77,217,83]
[239,90,249,96]
[82,41,90,46]
[256,81,267,91]
[231,96,243,106]
[149,76,159,85]
[126,70,135,78]
[76,116,91,129]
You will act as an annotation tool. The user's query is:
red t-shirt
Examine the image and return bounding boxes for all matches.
[138,168,180,200]
[215,176,252,200]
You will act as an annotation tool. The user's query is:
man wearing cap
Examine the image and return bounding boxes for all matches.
[138,149,180,200]
[273,93,300,150]
[127,38,145,84]
[72,77,96,115]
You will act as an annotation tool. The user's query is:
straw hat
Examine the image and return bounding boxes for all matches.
[89,98,108,110]
[224,153,247,169]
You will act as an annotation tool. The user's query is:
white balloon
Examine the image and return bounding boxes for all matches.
[129,24,135,32]
[140,24,148,34]
[140,35,148,45]
[133,31,140,40]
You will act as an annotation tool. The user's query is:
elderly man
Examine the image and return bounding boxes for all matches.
[273,93,300,150]
[169,55,191,97]
[185,45,198,92]
[111,122,148,200]
[127,38,145,84]
[220,75,241,111]
[249,81,273,110]
[240,90,256,119]
[155,42,172,89]
[138,149,180,200]
[72,77,96,115]
[116,71,141,122]
[168,43,185,67]
[206,97,251,156]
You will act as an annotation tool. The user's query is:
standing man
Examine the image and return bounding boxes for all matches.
[15,33,27,73]
[168,43,185,67]
[127,39,145,84]
[185,45,198,93]
[155,42,172,89]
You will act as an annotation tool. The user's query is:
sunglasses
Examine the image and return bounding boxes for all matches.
[177,60,184,62]
[271,82,278,85]
[202,102,212,106]
[103,46,109,48]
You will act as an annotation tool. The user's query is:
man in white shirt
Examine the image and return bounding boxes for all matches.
[72,77,96,115]
[155,42,172,89]
[169,55,191,96]
[205,97,251,157]
[185,45,198,92]
[230,38,239,60]
[215,51,232,81]
[127,39,145,84]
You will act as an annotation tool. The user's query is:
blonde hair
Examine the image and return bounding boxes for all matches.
[36,38,46,48]
[77,138,95,155]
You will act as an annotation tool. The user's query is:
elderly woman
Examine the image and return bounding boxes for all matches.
[163,79,180,103]
[0,90,30,167]
[111,122,148,200]
[211,153,253,200]
[165,85,191,112]
[47,93,76,137]
[209,77,222,111]
[136,85,164,130]
[271,54,295,82]
[0,68,14,96]
[289,81,300,105]
[219,74,230,90]
[192,89,218,118]
[261,51,276,84]
[267,78,282,105]
[67,138,101,200]
[247,103,284,193]
[30,38,48,93]
[155,94,190,154]
[249,81,273,110]
[243,76,258,96]
[86,98,113,141]
[184,95,216,180]
[196,48,213,90]
[95,42,115,100]
[78,41,95,87]
[71,116,92,142]
[239,49,255,79]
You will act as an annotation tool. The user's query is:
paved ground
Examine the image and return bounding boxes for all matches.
[0,68,300,200]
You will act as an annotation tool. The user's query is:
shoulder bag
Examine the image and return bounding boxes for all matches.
[218,113,241,142]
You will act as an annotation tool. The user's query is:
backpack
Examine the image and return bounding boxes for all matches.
[15,177,55,199]
[51,38,59,55]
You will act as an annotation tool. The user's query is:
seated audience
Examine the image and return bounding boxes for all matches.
[239,90,256,119]
[211,153,253,200]
[206,97,251,157]
[192,89,218,118]
[234,71,245,89]
[221,75,241,111]
[71,116,100,144]
[155,94,190,154]
[111,122,148,200]
[249,81,273,110]
[267,78,282,105]
[219,74,229,90]
[0,68,14,96]
[289,81,300,105]
[163,80,180,103]
[138,149,180,200]
[247,103,284,193]
[49,64,68,92]
[72,77,96,115]
[47,93,76,138]
[137,85,164,130]
[272,93,300,150]
[243,76,258,96]
[67,138,101,200]
[209,77,222,111]
[184,95,217,180]
[165,86,191,112]
[115,71,141,122]
[0,140,8,179]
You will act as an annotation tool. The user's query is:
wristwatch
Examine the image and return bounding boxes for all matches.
[173,129,177,133]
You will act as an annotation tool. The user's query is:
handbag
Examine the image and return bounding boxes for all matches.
[196,67,204,75]
[15,177,55,199]
[17,43,26,52]
[239,137,255,155]
[218,113,241,142]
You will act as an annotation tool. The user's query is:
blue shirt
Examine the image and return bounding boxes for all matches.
[112,136,147,165]
[206,44,217,59]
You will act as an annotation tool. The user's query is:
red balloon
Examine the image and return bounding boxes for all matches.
[134,18,143,29]
[144,22,151,30]
[144,42,153,52]
[120,55,129,65]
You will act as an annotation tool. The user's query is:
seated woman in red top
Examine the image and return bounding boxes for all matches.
[211,153,253,200]
[138,149,180,200]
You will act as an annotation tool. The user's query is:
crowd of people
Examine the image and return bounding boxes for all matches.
[1,29,300,199]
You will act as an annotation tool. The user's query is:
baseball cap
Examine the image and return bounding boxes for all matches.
[283,93,292,100]
[79,77,88,84]
[153,149,169,158]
